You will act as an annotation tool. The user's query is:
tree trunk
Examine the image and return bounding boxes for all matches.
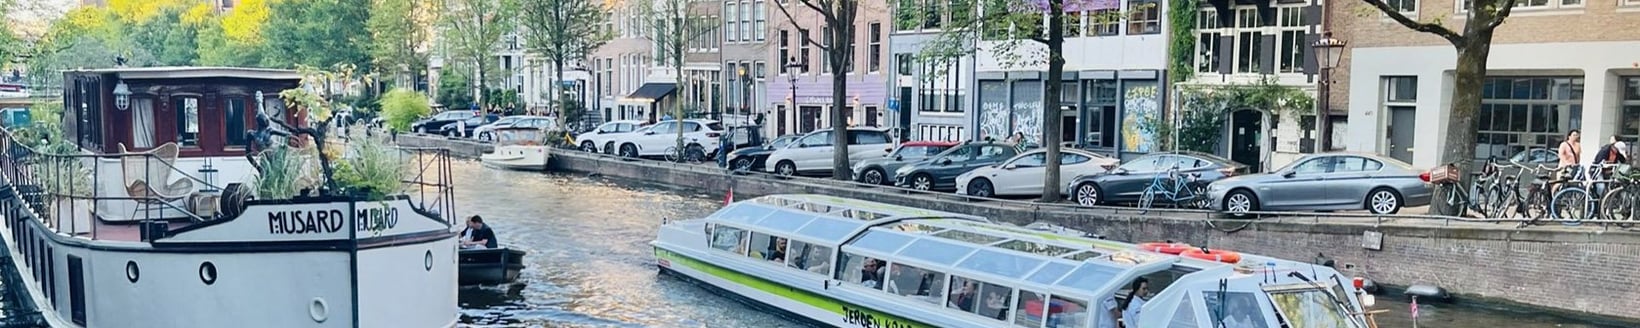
[555,57,568,130]
[1039,0,1066,202]
[830,27,852,181]
[1431,35,1492,216]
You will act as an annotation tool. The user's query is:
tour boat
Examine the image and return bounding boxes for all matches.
[653,194,1378,328]
[479,127,551,171]
[458,247,527,285]
[0,67,460,327]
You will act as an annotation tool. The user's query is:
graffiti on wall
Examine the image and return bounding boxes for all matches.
[978,81,1009,140]
[1011,101,1043,145]
[1121,85,1160,152]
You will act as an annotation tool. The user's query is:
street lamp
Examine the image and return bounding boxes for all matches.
[1312,36,1348,152]
[786,57,805,131]
[738,67,752,126]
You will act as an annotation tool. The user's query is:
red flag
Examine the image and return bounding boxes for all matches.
[1410,296,1420,318]
[724,186,734,205]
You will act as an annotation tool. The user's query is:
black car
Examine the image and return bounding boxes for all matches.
[724,134,800,171]
[410,110,478,134]
[893,142,1020,191]
[720,125,766,153]
[437,114,500,137]
[1064,151,1247,206]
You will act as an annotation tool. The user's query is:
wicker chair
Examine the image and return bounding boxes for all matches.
[119,143,195,212]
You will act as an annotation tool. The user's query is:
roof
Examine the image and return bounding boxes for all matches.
[623,82,677,102]
[69,66,302,81]
[902,140,960,147]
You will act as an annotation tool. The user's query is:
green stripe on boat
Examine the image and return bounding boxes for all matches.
[656,247,936,328]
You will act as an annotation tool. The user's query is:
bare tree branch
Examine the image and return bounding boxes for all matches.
[1484,0,1519,30]
[772,0,833,52]
[1358,0,1464,46]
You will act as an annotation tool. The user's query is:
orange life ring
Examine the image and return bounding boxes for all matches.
[1137,242,1193,255]
[1181,248,1243,264]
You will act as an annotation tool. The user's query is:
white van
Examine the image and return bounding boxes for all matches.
[763,128,893,177]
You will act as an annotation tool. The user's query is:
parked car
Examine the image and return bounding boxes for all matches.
[1205,153,1431,215]
[724,134,801,171]
[575,120,648,153]
[474,115,555,141]
[608,119,725,158]
[764,128,894,177]
[410,110,477,134]
[956,148,1120,197]
[1066,151,1246,206]
[852,141,960,185]
[720,125,767,153]
[893,142,1020,191]
[437,114,500,137]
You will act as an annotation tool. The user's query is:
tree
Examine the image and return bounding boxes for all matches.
[130,7,199,66]
[262,0,374,71]
[634,0,717,157]
[380,88,433,131]
[922,0,1126,200]
[518,0,612,129]
[772,0,862,180]
[1359,0,1518,215]
[437,0,518,106]
[368,0,433,87]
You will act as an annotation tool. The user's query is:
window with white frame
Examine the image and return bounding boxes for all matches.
[869,23,882,73]
[918,57,964,113]
[1626,0,1640,7]
[1086,9,1119,36]
[800,28,812,73]
[1195,10,1221,74]
[1276,7,1305,74]
[1196,6,1309,75]
[1460,0,1580,12]
[1387,0,1417,13]
[1234,8,1261,74]
[1618,77,1640,141]
[822,26,832,74]
[1127,0,1161,34]
[740,0,751,42]
[725,2,738,42]
[755,1,766,41]
[779,30,790,74]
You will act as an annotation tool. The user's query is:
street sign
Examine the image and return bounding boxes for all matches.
[887,98,899,111]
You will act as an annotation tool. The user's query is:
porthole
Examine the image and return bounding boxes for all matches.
[423,250,433,272]
[125,261,139,283]
[309,297,329,322]
[199,262,217,285]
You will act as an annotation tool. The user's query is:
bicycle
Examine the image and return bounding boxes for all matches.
[1548,163,1617,224]
[1137,164,1209,213]
[1506,164,1563,224]
[1598,164,1640,227]
[663,137,709,164]
[1429,159,1506,218]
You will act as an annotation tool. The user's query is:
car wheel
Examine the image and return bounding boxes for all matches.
[619,144,638,158]
[1074,183,1102,206]
[416,126,426,134]
[862,168,886,185]
[478,132,492,141]
[1367,188,1403,215]
[967,178,994,197]
[732,157,755,171]
[775,161,797,176]
[911,174,934,191]
[1224,190,1259,217]
[685,144,707,163]
[581,141,597,152]
[603,141,616,155]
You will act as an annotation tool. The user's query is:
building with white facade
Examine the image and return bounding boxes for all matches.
[889,0,975,142]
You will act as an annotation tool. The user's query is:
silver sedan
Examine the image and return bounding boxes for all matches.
[1205,153,1432,216]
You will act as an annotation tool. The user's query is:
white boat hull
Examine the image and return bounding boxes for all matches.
[480,146,550,171]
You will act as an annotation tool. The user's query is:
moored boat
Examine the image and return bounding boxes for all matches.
[479,127,551,171]
[458,247,527,285]
[653,194,1378,328]
[0,67,461,328]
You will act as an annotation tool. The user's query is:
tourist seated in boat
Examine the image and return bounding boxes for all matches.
[461,215,497,249]
[948,278,978,312]
[789,244,831,274]
[859,258,885,288]
[763,238,787,262]
[1119,278,1150,328]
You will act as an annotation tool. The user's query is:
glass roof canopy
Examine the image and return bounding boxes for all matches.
[707,194,989,244]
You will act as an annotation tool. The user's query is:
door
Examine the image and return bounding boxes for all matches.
[847,130,892,161]
[1264,156,1335,208]
[1387,106,1416,163]
[1230,110,1264,172]
[1061,109,1077,145]
[1324,156,1384,207]
[636,122,677,154]
[796,131,834,170]
[1107,155,1176,201]
[800,106,822,133]
[993,152,1048,195]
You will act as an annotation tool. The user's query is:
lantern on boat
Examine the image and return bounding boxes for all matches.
[113,80,132,111]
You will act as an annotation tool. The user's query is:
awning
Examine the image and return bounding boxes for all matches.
[621,83,676,103]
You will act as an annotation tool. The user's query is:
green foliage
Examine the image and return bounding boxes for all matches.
[368,0,430,82]
[130,7,200,66]
[1167,0,1197,83]
[483,88,520,109]
[438,0,519,98]
[261,0,373,70]
[332,136,407,199]
[194,17,267,67]
[17,102,91,198]
[15,102,65,146]
[253,145,305,199]
[379,88,432,132]
[436,71,475,109]
[1142,78,1314,153]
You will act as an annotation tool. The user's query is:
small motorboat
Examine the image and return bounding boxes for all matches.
[459,247,528,285]
[480,127,552,170]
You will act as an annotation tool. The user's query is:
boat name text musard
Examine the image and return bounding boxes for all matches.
[841,305,916,328]
[268,207,401,235]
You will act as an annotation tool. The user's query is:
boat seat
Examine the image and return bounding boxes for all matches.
[119,143,195,204]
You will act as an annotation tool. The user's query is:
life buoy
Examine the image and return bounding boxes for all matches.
[1181,248,1243,264]
[1137,242,1193,255]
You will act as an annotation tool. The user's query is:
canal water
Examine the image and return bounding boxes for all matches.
[450,162,1623,328]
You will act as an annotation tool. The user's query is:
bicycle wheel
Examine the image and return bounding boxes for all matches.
[663,147,681,163]
[1186,183,1210,209]
[1138,187,1157,212]
[1443,183,1469,217]
[1600,187,1637,227]
[1522,187,1550,224]
[1550,187,1592,223]
[1493,184,1519,219]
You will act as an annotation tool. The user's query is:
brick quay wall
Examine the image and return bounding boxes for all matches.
[400,134,1640,322]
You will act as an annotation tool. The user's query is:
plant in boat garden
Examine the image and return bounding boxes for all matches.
[252,144,309,199]
[332,135,407,199]
[278,63,377,195]
[13,103,94,199]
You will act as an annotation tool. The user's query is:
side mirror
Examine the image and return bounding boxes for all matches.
[1115,168,1129,175]
[1282,171,1297,178]
[941,158,953,165]
[1003,164,1018,170]
[644,131,656,135]
[894,155,903,161]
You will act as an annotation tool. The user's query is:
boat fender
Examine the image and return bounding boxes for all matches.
[1137,242,1193,255]
[1404,284,1450,301]
[1180,248,1242,264]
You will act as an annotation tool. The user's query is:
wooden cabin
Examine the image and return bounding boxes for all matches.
[62,67,303,156]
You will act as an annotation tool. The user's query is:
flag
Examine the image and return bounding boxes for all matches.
[724,186,734,205]
[1410,296,1420,318]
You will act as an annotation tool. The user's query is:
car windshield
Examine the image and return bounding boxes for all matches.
[893,145,946,160]
[770,135,798,148]
[707,122,725,131]
[495,117,523,125]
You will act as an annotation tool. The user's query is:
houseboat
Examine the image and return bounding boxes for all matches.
[0,67,460,327]
[653,194,1378,328]
[478,127,551,171]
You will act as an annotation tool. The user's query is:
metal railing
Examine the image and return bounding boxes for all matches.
[0,128,218,240]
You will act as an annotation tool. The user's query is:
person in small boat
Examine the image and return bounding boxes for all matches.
[984,291,1010,320]
[1119,278,1150,328]
[859,259,885,288]
[765,238,787,262]
[460,215,497,249]
[803,247,831,274]
[949,280,977,312]
[1097,291,1121,328]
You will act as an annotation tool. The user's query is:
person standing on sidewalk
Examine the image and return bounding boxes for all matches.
[1558,129,1582,180]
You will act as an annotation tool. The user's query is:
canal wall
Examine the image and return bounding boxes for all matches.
[399,134,1640,322]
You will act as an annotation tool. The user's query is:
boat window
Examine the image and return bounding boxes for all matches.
[225,98,248,147]
[837,209,890,220]
[996,239,1080,257]
[1048,296,1090,328]
[751,196,794,207]
[933,229,1007,245]
[1026,261,1077,285]
[797,202,836,214]
[758,213,816,234]
[1013,290,1059,327]
[794,216,861,242]
[717,203,780,225]
[947,276,980,312]
[710,225,748,254]
[1267,288,1353,328]
[1168,297,1200,328]
[176,96,201,147]
[976,282,1014,320]
[1203,291,1272,328]
[956,249,1045,279]
[850,230,915,253]
[1064,250,1104,261]
[837,252,887,289]
[889,221,944,234]
[786,240,834,275]
[1055,262,1125,292]
[748,233,790,264]
[897,238,977,266]
[884,263,946,305]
